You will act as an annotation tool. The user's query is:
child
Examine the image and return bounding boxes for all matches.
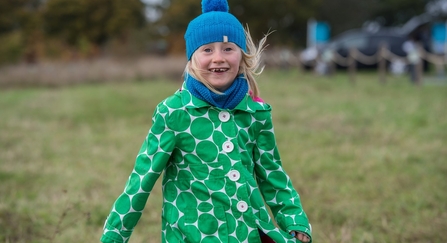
[100,0,312,242]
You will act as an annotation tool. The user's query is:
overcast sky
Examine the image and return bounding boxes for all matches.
[141,0,164,22]
[142,0,162,3]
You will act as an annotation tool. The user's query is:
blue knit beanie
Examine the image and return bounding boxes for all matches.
[184,0,246,60]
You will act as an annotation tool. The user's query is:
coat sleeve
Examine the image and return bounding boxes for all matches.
[100,103,176,243]
[253,110,312,242]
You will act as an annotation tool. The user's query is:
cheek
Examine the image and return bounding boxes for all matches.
[194,53,209,69]
[230,55,243,67]
[197,61,206,69]
[197,59,208,69]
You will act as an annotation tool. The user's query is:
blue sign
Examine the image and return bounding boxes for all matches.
[315,22,330,43]
[431,22,446,54]
[307,19,330,47]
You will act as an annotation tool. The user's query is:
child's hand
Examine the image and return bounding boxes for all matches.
[290,231,310,242]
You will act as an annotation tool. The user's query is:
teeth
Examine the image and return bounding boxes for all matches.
[211,68,228,72]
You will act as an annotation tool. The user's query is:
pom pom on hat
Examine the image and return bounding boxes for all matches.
[202,0,229,13]
[184,0,246,60]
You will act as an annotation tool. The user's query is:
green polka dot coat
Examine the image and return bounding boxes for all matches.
[101,83,312,243]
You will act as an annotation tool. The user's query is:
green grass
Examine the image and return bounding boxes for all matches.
[0,70,446,243]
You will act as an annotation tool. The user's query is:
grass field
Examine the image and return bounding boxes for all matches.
[1,69,446,243]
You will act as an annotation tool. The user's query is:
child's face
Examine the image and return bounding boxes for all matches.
[194,42,242,91]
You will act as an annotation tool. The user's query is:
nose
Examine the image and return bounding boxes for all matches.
[212,50,225,63]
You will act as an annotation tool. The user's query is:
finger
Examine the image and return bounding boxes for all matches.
[297,233,310,242]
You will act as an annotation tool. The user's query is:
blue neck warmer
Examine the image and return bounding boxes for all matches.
[186,74,248,110]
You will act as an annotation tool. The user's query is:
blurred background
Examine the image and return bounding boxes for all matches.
[1,1,447,243]
[1,0,447,85]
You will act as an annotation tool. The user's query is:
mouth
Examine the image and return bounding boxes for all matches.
[209,68,229,73]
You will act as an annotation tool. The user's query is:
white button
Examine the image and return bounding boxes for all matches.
[222,141,234,152]
[219,111,230,122]
[228,170,240,181]
[237,201,248,212]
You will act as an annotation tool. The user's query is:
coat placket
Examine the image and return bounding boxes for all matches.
[101,83,312,243]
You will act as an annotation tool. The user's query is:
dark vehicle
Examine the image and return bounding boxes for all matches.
[300,28,408,70]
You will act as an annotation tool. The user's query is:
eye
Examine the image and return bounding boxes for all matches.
[224,47,233,52]
[203,48,212,53]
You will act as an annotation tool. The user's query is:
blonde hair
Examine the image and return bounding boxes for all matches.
[184,27,269,98]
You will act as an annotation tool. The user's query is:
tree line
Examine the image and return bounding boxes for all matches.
[0,0,429,65]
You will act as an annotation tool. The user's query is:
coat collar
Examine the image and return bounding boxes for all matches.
[177,82,271,113]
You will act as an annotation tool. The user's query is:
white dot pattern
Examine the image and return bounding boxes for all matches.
[101,83,311,243]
